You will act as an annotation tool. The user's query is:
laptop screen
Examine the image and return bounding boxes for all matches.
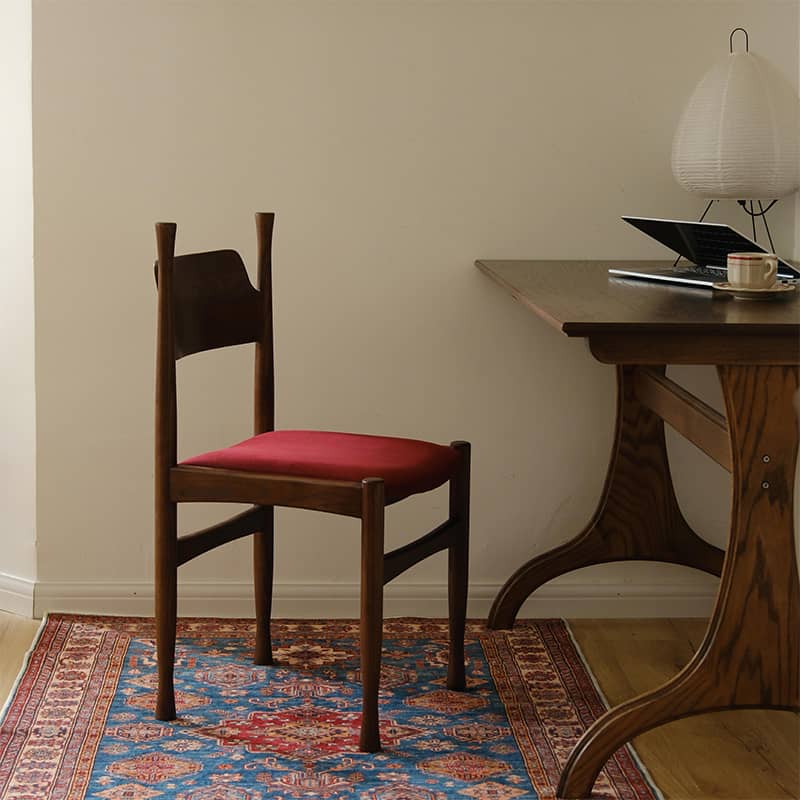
[622,216,799,277]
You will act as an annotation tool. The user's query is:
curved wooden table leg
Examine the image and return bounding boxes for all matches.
[558,364,800,798]
[489,365,724,629]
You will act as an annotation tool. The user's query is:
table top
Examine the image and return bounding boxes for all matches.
[476,260,800,337]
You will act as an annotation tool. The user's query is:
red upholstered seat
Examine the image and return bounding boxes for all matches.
[181,430,460,503]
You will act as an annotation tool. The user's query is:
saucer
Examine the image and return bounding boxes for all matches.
[713,282,797,301]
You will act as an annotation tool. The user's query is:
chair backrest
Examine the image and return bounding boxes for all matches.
[154,214,276,475]
[156,249,263,359]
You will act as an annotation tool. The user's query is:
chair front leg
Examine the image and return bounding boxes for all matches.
[155,500,178,720]
[360,478,385,752]
[254,506,275,665]
[447,441,471,691]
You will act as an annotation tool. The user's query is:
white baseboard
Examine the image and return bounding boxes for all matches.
[32,577,718,620]
[0,573,35,618]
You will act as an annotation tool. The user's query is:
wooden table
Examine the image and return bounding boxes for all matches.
[477,260,800,799]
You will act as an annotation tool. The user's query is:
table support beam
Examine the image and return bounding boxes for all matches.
[634,367,731,471]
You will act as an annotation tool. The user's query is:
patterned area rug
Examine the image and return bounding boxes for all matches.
[0,616,660,800]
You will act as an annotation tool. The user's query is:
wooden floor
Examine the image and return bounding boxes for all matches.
[0,612,796,798]
[570,619,799,800]
[0,612,39,708]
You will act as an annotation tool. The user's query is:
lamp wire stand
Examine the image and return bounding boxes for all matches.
[759,201,775,252]
[738,199,778,252]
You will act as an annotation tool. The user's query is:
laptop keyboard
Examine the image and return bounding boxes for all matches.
[678,264,795,281]
[674,266,725,279]
[694,231,743,268]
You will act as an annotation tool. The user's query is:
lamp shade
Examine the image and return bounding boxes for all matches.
[671,52,800,199]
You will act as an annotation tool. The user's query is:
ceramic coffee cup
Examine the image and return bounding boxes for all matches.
[726,252,778,290]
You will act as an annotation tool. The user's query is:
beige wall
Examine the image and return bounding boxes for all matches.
[31,0,799,617]
[0,0,36,615]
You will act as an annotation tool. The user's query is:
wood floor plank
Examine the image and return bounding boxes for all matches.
[0,612,796,798]
[570,618,800,800]
[0,612,40,708]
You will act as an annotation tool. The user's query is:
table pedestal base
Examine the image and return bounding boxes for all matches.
[488,365,724,631]
[489,364,800,799]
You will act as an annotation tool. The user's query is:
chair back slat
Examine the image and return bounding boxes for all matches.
[156,249,263,359]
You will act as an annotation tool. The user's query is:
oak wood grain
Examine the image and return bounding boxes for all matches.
[447,441,470,691]
[359,478,385,752]
[570,619,799,800]
[589,331,799,366]
[176,507,265,567]
[476,260,800,338]
[478,260,800,797]
[153,215,469,751]
[0,613,40,707]
[558,365,800,797]
[157,249,263,360]
[154,222,178,721]
[633,367,730,470]
[170,465,363,517]
[488,365,724,630]
[382,520,457,585]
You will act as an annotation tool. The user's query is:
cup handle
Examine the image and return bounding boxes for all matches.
[764,256,778,285]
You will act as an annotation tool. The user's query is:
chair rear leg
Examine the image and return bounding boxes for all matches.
[155,501,178,720]
[254,507,275,665]
[360,478,385,752]
[447,441,471,691]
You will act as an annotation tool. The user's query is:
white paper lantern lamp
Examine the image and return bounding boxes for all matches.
[672,29,800,201]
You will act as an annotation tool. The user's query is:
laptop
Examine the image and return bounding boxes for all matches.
[610,216,800,288]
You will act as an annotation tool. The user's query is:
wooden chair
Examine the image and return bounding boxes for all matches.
[154,213,470,751]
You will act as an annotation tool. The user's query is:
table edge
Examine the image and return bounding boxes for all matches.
[475,259,800,339]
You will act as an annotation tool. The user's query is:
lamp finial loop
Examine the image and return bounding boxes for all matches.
[729,27,749,53]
